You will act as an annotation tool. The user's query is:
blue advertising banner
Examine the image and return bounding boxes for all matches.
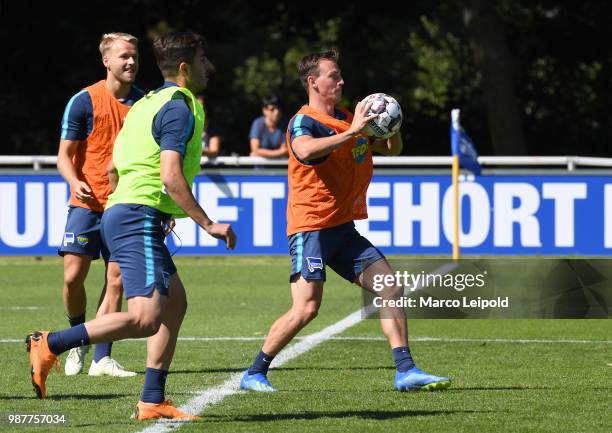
[1,173,611,256]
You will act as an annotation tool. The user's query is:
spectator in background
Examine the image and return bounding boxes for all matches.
[197,94,221,158]
[202,122,222,158]
[249,95,288,158]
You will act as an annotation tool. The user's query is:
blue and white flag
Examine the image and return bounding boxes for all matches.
[450,109,481,175]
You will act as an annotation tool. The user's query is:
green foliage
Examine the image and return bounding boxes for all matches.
[234,55,284,102]
[232,17,340,108]
[3,1,612,156]
[408,16,480,120]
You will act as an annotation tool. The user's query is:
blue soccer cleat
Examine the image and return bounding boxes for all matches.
[240,371,277,392]
[394,367,451,391]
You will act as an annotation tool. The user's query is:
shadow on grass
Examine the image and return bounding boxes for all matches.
[450,385,610,392]
[171,366,393,374]
[0,393,134,401]
[204,409,487,423]
[48,393,134,401]
[450,386,554,391]
[270,385,556,394]
[277,366,392,372]
[171,367,244,374]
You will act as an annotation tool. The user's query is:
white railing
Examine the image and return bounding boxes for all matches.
[0,155,611,171]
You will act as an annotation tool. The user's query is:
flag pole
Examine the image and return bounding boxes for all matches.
[452,155,460,260]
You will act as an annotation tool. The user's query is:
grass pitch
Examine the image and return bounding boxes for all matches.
[0,256,610,432]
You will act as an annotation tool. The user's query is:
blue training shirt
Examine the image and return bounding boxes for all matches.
[287,108,348,165]
[60,85,144,140]
[249,116,288,149]
[151,81,196,158]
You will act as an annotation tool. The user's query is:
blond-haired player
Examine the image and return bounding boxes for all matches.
[55,32,143,377]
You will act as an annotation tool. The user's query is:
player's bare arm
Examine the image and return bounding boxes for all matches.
[159,150,236,249]
[57,139,93,202]
[107,158,119,192]
[250,138,288,158]
[292,100,378,161]
[371,132,403,156]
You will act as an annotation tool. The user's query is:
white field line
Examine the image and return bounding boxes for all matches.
[137,308,368,433]
[407,336,612,344]
[2,335,610,345]
[0,306,40,310]
[135,331,611,433]
[133,333,609,433]
[133,259,599,433]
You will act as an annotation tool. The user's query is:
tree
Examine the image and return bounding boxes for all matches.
[461,0,527,155]
[1,0,611,157]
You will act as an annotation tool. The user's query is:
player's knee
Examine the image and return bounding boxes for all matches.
[299,303,320,324]
[175,299,188,320]
[132,313,162,336]
[63,273,85,292]
[139,319,161,337]
[105,278,124,298]
[382,284,403,300]
[63,256,89,290]
[106,275,123,292]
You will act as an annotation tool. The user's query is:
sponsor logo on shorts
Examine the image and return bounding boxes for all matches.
[63,232,75,246]
[306,257,324,273]
[77,236,89,246]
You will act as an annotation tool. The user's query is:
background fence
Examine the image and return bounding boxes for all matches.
[1,156,610,256]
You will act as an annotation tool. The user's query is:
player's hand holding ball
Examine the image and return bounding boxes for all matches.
[361,93,403,139]
[347,98,379,136]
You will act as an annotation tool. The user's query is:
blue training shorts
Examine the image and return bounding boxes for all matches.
[101,204,177,299]
[58,206,109,261]
[288,221,385,283]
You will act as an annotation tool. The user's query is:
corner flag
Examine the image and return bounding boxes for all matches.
[450,109,481,175]
[450,109,481,260]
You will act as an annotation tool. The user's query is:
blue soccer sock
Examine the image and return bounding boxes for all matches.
[93,342,113,362]
[247,350,274,376]
[47,325,90,356]
[392,346,415,372]
[68,313,86,328]
[141,368,168,404]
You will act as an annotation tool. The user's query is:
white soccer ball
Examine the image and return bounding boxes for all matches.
[363,93,403,139]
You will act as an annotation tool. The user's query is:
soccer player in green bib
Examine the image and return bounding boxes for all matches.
[25,31,236,421]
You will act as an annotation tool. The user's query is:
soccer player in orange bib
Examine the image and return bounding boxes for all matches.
[241,50,451,392]
[54,33,143,377]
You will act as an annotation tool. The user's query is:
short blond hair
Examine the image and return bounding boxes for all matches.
[99,32,138,55]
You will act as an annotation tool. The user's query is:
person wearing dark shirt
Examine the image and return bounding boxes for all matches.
[197,94,221,158]
[249,94,288,158]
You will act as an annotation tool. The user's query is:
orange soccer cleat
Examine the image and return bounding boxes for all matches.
[131,400,201,421]
[25,331,60,399]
